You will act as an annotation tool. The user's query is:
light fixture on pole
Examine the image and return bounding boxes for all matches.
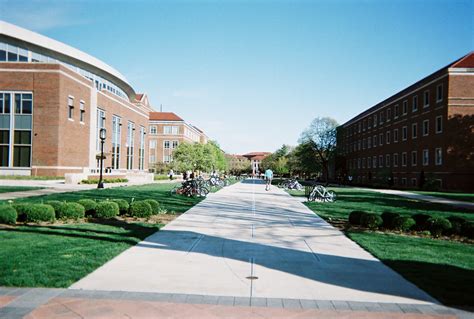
[98,128,106,189]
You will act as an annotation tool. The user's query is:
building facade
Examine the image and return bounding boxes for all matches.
[148,112,208,167]
[0,21,154,177]
[337,52,474,191]
[242,152,271,175]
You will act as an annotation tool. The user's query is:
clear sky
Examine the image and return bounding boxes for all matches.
[1,0,472,154]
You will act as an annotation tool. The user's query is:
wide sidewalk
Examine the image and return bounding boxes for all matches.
[1,180,470,318]
[73,180,435,303]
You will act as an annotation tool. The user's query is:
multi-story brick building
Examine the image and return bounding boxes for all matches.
[242,152,271,175]
[148,112,208,167]
[338,52,474,191]
[0,21,154,177]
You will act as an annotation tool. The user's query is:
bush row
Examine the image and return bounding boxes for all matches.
[80,178,129,184]
[348,210,474,239]
[0,198,162,224]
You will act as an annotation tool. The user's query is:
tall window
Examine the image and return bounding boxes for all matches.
[80,101,85,123]
[411,151,417,166]
[379,155,383,167]
[379,133,383,146]
[164,140,170,149]
[402,152,407,166]
[436,84,443,102]
[373,114,377,127]
[412,96,418,112]
[394,104,399,118]
[423,120,429,136]
[423,149,429,166]
[435,148,442,165]
[393,128,399,142]
[150,125,157,134]
[386,131,390,144]
[387,108,391,121]
[412,123,418,139]
[172,141,179,149]
[96,109,105,153]
[126,121,135,170]
[393,153,399,167]
[0,93,33,168]
[138,126,145,170]
[385,154,390,167]
[402,100,408,115]
[423,90,430,108]
[112,115,121,169]
[149,140,156,164]
[436,116,443,133]
[164,126,179,134]
[402,126,407,141]
[68,96,74,120]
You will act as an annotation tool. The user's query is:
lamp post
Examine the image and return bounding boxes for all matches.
[98,128,106,189]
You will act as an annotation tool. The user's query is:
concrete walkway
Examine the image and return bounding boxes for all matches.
[73,180,436,304]
[360,188,474,211]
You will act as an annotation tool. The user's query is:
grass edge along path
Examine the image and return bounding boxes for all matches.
[0,182,204,288]
[294,187,474,307]
[0,186,44,194]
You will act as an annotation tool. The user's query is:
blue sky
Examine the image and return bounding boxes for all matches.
[1,0,472,154]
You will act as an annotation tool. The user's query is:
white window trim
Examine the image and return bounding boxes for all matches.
[423,90,430,108]
[435,116,443,134]
[435,147,443,165]
[436,84,443,103]
[412,123,418,139]
[423,120,429,136]
[402,126,408,141]
[423,149,429,166]
[411,151,417,166]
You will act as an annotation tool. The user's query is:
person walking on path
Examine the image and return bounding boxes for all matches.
[264,168,273,191]
[169,169,174,181]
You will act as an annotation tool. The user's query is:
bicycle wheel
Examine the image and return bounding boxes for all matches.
[326,191,336,202]
[170,186,180,196]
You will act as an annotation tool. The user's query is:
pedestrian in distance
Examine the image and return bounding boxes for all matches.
[169,169,174,181]
[264,168,273,191]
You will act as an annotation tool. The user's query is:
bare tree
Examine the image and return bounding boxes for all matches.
[299,117,338,183]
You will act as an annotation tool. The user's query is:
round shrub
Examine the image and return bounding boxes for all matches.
[461,222,474,239]
[0,205,17,224]
[360,213,382,230]
[25,204,55,223]
[111,199,129,215]
[426,217,451,237]
[392,216,416,231]
[348,211,367,225]
[77,199,97,216]
[129,200,152,218]
[12,203,31,222]
[57,202,85,220]
[45,200,65,216]
[447,216,467,235]
[144,199,160,215]
[412,213,431,231]
[95,201,119,218]
[381,211,400,229]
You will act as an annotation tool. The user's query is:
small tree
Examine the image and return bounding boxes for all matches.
[300,117,338,183]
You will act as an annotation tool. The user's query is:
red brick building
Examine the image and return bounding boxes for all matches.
[242,152,271,175]
[0,21,154,177]
[337,52,474,191]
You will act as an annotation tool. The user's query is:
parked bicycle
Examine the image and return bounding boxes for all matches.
[278,178,303,191]
[307,185,337,202]
[170,179,209,197]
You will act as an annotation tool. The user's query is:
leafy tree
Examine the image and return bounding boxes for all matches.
[172,141,228,173]
[291,141,321,177]
[226,155,251,175]
[299,117,338,182]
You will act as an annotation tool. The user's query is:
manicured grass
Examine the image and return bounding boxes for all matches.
[6,183,202,214]
[304,187,473,222]
[413,191,474,203]
[347,231,474,306]
[0,176,63,180]
[0,186,44,193]
[0,221,160,287]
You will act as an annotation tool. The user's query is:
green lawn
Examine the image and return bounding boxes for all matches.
[0,182,206,287]
[6,183,202,214]
[0,221,160,287]
[0,186,44,194]
[347,231,474,306]
[0,176,63,180]
[304,187,473,222]
[293,186,474,306]
[413,191,474,203]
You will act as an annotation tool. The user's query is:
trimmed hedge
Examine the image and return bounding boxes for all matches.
[57,202,85,220]
[25,204,55,223]
[0,205,17,224]
[95,201,119,218]
[81,178,128,184]
[381,212,400,229]
[144,199,160,215]
[348,211,367,225]
[360,213,382,230]
[12,203,30,222]
[412,214,431,231]
[129,200,152,218]
[426,217,452,237]
[392,216,416,231]
[111,199,129,215]
[447,216,467,235]
[45,200,65,216]
[77,199,97,216]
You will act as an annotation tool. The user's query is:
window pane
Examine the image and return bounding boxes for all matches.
[0,115,10,129]
[14,131,31,144]
[22,100,32,114]
[0,130,9,144]
[13,146,31,167]
[4,94,10,114]
[0,145,8,166]
[14,115,32,129]
[7,51,17,61]
[15,94,21,113]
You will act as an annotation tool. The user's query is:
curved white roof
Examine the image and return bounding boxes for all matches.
[0,20,134,97]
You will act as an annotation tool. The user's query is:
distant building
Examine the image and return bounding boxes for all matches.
[242,152,271,175]
[148,112,208,167]
[337,52,474,191]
